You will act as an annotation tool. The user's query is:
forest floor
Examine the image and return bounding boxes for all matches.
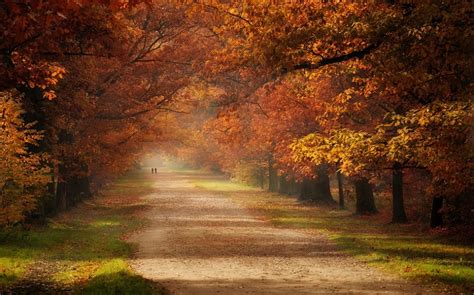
[129,168,468,294]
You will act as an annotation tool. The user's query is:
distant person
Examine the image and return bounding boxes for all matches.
[151,168,154,174]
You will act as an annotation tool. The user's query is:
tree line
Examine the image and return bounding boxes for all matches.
[1,1,472,228]
[175,1,473,228]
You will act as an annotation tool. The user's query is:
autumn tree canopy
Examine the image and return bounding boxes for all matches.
[1,1,472,227]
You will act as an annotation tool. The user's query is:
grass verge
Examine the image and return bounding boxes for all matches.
[193,177,474,293]
[0,170,164,294]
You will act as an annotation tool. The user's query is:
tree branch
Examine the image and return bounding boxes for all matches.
[286,42,381,74]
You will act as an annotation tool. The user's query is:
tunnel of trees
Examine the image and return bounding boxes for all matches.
[1,1,472,229]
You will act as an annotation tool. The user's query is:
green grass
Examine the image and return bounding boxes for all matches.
[81,259,164,295]
[193,177,474,293]
[0,170,163,294]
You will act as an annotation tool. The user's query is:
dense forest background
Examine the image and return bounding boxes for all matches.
[1,0,472,230]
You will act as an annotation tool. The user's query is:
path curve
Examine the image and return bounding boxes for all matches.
[129,169,427,294]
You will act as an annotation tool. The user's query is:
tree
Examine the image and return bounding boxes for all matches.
[199,1,473,224]
[0,0,212,221]
[0,91,50,226]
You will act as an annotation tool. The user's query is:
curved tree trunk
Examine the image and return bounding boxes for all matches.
[392,162,408,223]
[355,178,377,215]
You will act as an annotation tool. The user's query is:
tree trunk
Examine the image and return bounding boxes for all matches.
[355,178,377,215]
[337,171,345,209]
[77,163,92,200]
[259,167,264,189]
[79,175,92,199]
[430,196,444,228]
[37,165,57,217]
[392,162,408,223]
[299,166,334,203]
[56,164,68,211]
[313,165,334,203]
[56,181,68,212]
[69,177,79,206]
[289,178,300,195]
[268,157,278,192]
[299,178,312,201]
[278,175,290,194]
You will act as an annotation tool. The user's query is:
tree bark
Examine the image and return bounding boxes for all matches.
[56,181,68,212]
[430,196,444,228]
[268,157,278,192]
[80,176,92,199]
[278,175,290,194]
[299,178,313,201]
[355,178,377,215]
[77,163,92,200]
[56,164,68,211]
[337,171,345,209]
[69,177,79,206]
[288,178,300,195]
[392,162,408,223]
[299,166,334,203]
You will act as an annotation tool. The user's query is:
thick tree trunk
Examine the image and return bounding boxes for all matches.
[299,166,334,203]
[299,178,313,201]
[278,175,290,194]
[430,196,444,228]
[392,162,408,223]
[355,178,377,215]
[54,160,92,212]
[288,178,300,195]
[268,157,278,192]
[313,165,334,203]
[337,171,345,209]
[78,176,92,199]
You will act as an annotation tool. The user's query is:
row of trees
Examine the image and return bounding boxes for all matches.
[1,1,472,228]
[0,0,209,226]
[175,1,473,228]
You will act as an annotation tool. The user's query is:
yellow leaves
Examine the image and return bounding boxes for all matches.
[374,100,473,194]
[0,91,50,226]
[290,133,328,165]
[290,129,382,176]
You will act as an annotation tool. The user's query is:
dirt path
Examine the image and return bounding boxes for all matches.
[129,169,428,294]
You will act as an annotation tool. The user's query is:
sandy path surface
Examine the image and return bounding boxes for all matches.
[129,169,428,294]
